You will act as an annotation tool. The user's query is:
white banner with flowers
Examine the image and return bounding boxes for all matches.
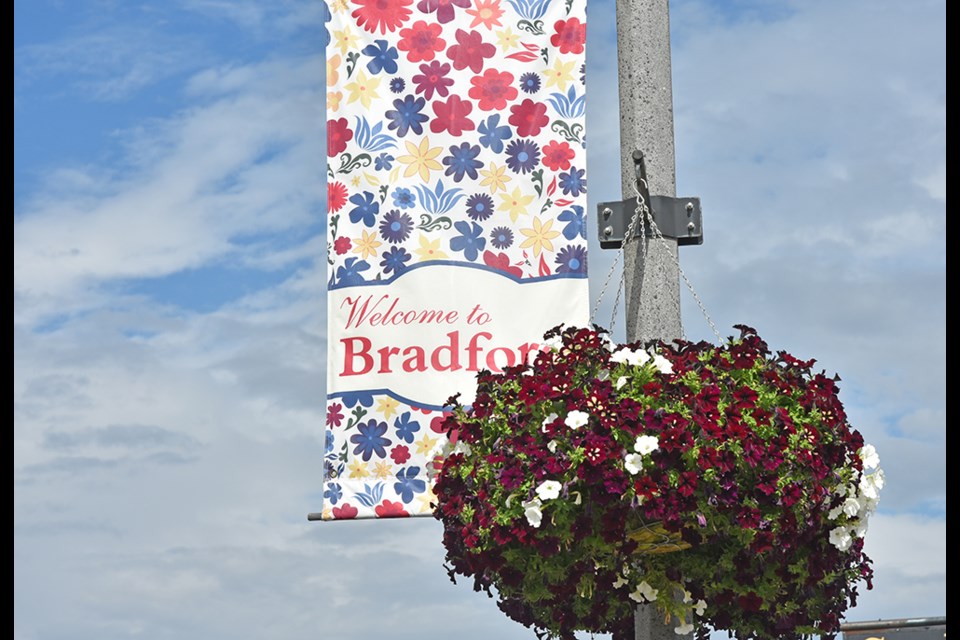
[322,0,589,519]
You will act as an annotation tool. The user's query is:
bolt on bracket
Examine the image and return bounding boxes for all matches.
[597,150,703,249]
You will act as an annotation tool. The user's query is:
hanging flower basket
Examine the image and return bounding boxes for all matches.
[432,324,883,640]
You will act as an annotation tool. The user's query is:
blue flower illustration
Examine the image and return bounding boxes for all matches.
[555,245,587,275]
[390,77,405,93]
[335,257,371,287]
[450,220,486,261]
[375,153,394,171]
[361,39,399,75]
[443,142,482,182]
[505,138,540,174]
[394,412,421,444]
[466,193,495,221]
[340,391,374,408]
[519,72,541,94]
[350,419,392,461]
[324,482,342,505]
[348,191,379,227]
[379,209,414,243]
[325,429,335,454]
[380,246,411,275]
[477,114,512,153]
[558,166,586,197]
[391,187,416,209]
[557,204,586,240]
[385,94,429,137]
[490,226,514,249]
[394,466,427,503]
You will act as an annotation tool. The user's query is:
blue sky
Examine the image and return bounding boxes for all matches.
[14,1,944,638]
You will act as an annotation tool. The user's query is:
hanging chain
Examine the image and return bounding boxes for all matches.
[633,180,723,344]
[591,179,722,344]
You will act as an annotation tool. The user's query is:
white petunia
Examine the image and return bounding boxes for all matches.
[628,580,658,603]
[859,469,884,500]
[674,621,694,635]
[842,497,861,517]
[522,498,543,527]
[565,410,590,429]
[694,599,707,616]
[536,480,562,501]
[827,504,844,520]
[541,412,559,432]
[860,444,880,470]
[611,347,651,367]
[624,453,644,475]
[547,440,559,453]
[616,376,629,390]
[634,434,659,455]
[829,526,852,551]
[651,353,674,374]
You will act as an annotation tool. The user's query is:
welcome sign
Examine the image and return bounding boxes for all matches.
[323,0,589,519]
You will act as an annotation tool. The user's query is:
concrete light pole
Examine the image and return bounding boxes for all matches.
[614,1,689,638]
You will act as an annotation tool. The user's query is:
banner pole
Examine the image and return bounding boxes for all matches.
[614,0,690,638]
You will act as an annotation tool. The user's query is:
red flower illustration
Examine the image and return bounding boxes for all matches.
[397,20,446,62]
[352,0,413,34]
[332,504,358,519]
[550,18,586,54]
[390,445,411,464]
[328,181,348,213]
[327,118,353,157]
[468,69,518,111]
[541,140,575,171]
[413,61,454,99]
[375,499,409,518]
[508,99,549,137]
[482,250,523,277]
[333,236,352,255]
[446,29,495,74]
[430,95,475,136]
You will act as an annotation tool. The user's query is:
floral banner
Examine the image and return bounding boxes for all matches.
[323,0,589,519]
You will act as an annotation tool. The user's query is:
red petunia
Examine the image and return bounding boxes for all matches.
[333,236,352,255]
[446,29,495,74]
[430,95,475,136]
[352,0,413,34]
[508,99,549,137]
[332,504,358,519]
[550,18,586,54]
[540,140,575,171]
[327,118,353,157]
[328,181,348,213]
[468,69,518,111]
[375,499,409,518]
[397,20,446,62]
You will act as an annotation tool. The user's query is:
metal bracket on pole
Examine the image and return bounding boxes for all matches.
[597,150,703,249]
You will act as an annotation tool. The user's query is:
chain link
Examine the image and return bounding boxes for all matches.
[591,179,722,344]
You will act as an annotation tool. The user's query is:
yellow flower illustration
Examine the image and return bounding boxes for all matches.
[353,230,382,260]
[375,395,400,419]
[397,137,443,183]
[479,162,511,194]
[373,461,393,479]
[347,458,370,479]
[519,217,561,257]
[345,70,381,110]
[332,28,360,56]
[498,186,535,223]
[413,234,450,261]
[415,434,440,457]
[544,58,576,91]
[495,27,521,50]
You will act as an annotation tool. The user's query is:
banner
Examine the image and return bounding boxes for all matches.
[323,0,589,519]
